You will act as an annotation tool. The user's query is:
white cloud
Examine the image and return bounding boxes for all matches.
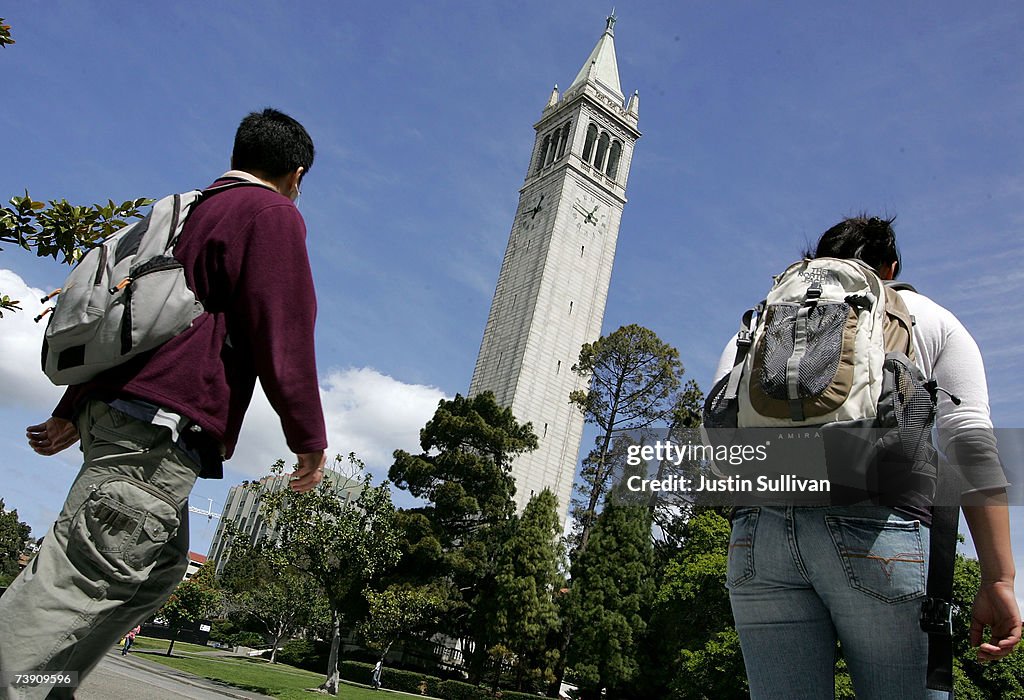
[0,268,448,484]
[0,269,67,413]
[231,367,448,480]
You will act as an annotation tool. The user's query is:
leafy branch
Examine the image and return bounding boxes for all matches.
[0,18,14,48]
[0,193,152,316]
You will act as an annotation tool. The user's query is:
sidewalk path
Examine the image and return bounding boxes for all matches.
[76,648,274,700]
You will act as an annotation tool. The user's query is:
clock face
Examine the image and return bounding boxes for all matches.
[572,191,607,232]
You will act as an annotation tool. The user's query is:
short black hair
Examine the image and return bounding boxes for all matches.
[231,108,314,178]
[805,214,901,278]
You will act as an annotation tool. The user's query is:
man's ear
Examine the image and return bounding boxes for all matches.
[285,167,304,201]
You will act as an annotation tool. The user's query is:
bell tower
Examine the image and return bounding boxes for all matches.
[469,14,641,523]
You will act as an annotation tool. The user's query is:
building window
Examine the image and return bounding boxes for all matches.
[536,135,550,173]
[556,122,572,158]
[606,140,622,179]
[582,124,598,163]
[594,133,610,171]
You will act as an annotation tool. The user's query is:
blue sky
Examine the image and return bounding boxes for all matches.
[1,2,1022,603]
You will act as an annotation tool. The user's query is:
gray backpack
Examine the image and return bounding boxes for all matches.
[38,181,254,385]
[703,257,945,507]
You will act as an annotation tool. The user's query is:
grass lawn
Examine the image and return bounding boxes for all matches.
[129,635,212,654]
[136,646,411,700]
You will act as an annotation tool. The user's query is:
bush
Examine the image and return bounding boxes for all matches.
[339,660,375,684]
[277,638,331,671]
[339,660,446,696]
[230,631,265,648]
[437,679,494,700]
[497,692,544,700]
[207,619,236,644]
[382,666,443,696]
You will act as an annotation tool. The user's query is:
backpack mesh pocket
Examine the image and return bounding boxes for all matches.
[758,302,850,399]
[703,374,736,429]
[883,354,938,467]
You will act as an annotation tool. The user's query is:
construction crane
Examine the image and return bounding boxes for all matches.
[188,498,222,520]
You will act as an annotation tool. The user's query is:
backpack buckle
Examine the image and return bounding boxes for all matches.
[806,281,822,300]
[919,597,952,636]
[736,330,752,348]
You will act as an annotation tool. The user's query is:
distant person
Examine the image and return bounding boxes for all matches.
[0,108,328,698]
[714,216,1020,699]
[121,625,141,656]
[372,658,383,689]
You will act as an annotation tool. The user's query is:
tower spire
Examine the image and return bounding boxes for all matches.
[568,15,623,99]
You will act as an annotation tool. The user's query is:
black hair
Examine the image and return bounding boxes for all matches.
[230,108,314,179]
[804,214,901,278]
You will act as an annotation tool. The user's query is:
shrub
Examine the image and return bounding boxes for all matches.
[381,666,443,696]
[340,661,375,685]
[207,618,236,644]
[277,638,331,671]
[230,631,265,648]
[497,692,545,700]
[437,679,494,700]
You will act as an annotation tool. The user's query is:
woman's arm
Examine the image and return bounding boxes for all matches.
[963,496,1021,661]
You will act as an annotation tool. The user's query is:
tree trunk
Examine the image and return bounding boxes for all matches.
[269,629,282,664]
[166,628,178,657]
[319,608,342,695]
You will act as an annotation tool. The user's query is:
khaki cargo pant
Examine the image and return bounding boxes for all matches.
[0,401,200,699]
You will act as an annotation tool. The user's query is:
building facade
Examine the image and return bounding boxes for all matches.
[469,16,640,522]
[207,470,361,572]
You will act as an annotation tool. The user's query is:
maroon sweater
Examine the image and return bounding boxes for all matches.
[54,178,328,475]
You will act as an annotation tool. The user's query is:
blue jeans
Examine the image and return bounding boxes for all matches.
[727,506,950,700]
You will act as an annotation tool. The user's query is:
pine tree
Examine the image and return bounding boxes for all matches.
[569,324,684,555]
[389,391,537,683]
[486,489,565,692]
[566,499,654,699]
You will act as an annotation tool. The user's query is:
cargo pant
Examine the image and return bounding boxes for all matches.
[0,401,200,699]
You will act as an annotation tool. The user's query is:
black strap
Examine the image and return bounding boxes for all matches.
[922,467,960,693]
[885,280,919,294]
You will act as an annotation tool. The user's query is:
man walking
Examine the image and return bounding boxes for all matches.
[0,108,328,699]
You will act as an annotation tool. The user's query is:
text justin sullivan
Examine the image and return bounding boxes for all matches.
[627,474,830,493]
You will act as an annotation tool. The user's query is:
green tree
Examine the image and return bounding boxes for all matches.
[569,324,685,554]
[389,391,538,683]
[486,488,565,692]
[0,499,32,585]
[566,498,655,700]
[359,584,441,665]
[646,380,706,549]
[258,455,402,695]
[646,508,747,699]
[219,531,329,663]
[157,561,219,656]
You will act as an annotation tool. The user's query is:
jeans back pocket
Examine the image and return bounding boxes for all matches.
[727,508,759,589]
[825,515,926,603]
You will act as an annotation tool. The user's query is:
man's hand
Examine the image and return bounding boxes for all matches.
[970,580,1022,662]
[26,417,79,455]
[289,450,326,492]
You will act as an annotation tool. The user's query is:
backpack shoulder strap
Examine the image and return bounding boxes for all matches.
[885,280,918,294]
